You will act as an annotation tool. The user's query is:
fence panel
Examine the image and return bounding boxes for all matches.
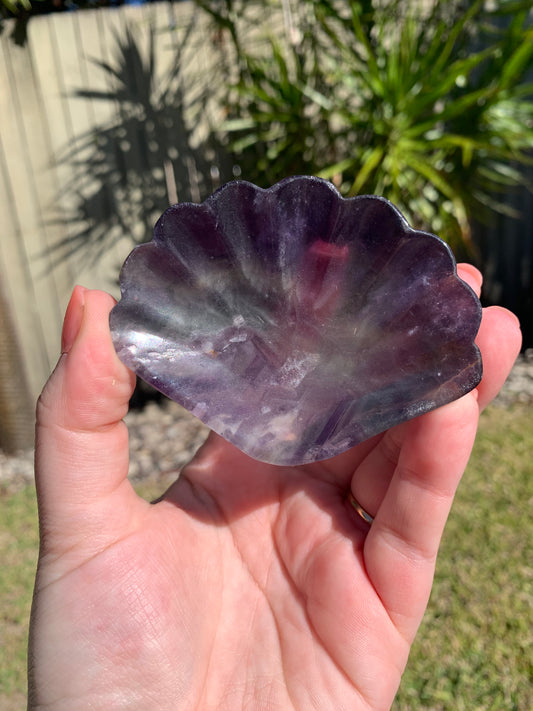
[0,1,225,449]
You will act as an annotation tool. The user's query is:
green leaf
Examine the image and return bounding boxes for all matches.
[405,86,499,138]
[348,146,385,196]
[221,118,258,132]
[230,133,262,153]
[403,153,470,237]
[316,157,356,180]
[499,33,533,90]
[409,45,497,117]
[430,0,484,77]
[2,0,32,11]
[299,84,335,111]
[349,7,385,95]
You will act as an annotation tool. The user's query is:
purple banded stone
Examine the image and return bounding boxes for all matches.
[110,176,482,465]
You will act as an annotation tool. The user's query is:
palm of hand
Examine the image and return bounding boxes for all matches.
[32,416,466,711]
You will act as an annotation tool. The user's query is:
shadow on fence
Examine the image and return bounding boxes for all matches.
[48,17,231,270]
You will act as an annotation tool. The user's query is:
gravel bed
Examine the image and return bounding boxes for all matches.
[124,400,210,485]
[491,348,533,407]
[1,350,532,492]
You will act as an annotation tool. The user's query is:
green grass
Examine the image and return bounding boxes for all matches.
[394,404,533,711]
[1,404,532,710]
[0,484,38,711]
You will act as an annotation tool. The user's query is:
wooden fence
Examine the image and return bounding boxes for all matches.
[0,1,235,450]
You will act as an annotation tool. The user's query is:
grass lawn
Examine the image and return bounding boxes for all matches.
[393,403,533,711]
[1,404,531,710]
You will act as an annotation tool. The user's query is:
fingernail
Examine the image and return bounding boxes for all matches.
[61,285,87,354]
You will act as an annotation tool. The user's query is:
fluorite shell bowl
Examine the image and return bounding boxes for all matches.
[110,176,482,465]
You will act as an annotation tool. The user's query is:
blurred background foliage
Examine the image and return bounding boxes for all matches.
[199,0,533,258]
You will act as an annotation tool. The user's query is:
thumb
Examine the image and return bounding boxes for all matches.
[35,287,137,555]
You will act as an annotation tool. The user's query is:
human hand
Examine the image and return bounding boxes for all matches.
[28,266,521,711]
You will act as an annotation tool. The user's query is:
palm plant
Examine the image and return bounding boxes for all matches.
[201,0,533,254]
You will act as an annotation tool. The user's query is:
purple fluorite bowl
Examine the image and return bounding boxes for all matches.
[110,176,482,465]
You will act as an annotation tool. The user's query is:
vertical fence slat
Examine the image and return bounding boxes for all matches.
[0,2,220,419]
[0,38,53,401]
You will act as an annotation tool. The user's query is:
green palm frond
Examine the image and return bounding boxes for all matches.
[204,0,533,252]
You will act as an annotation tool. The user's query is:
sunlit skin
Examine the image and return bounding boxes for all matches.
[28,265,521,711]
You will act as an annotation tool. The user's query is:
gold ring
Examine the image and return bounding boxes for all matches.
[347,491,374,525]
